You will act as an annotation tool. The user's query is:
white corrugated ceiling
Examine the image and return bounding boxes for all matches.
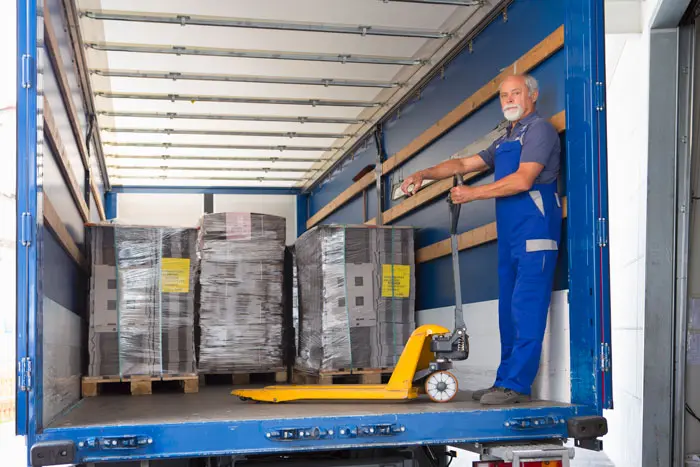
[76,0,502,188]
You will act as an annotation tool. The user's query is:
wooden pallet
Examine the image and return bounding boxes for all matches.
[199,369,288,387]
[81,374,199,397]
[293,368,393,385]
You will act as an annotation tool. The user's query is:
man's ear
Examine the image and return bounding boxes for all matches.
[531,90,539,103]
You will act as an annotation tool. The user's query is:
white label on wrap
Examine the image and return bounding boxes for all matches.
[225,213,252,241]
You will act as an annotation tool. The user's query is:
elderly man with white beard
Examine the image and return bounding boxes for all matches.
[400,73,562,405]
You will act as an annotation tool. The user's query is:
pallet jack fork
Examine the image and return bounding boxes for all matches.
[232,174,469,403]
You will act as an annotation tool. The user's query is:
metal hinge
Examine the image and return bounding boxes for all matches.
[600,343,611,372]
[596,217,607,247]
[21,212,33,246]
[22,54,34,89]
[21,212,33,247]
[595,81,605,111]
[19,357,32,391]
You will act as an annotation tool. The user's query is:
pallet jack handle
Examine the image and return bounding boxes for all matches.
[447,173,466,331]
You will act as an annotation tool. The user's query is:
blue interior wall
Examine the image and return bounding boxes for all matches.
[307,0,567,311]
[43,230,87,317]
[31,0,91,433]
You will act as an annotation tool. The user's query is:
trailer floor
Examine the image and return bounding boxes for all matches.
[49,386,571,428]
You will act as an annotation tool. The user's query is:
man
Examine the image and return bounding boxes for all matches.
[400,74,562,405]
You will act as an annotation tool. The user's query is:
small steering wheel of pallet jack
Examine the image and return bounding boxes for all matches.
[231,173,469,404]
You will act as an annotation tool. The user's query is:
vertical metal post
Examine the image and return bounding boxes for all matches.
[104,191,117,220]
[674,21,695,467]
[204,193,214,214]
[644,27,680,467]
[296,193,309,238]
[373,128,384,226]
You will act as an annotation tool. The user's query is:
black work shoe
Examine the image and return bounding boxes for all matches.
[479,387,531,405]
[470,386,497,401]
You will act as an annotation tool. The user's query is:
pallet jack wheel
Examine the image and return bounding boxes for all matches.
[425,370,458,402]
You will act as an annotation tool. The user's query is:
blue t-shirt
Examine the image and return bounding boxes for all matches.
[477,111,560,184]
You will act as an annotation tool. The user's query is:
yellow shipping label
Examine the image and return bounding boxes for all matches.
[381,264,411,298]
[161,258,191,293]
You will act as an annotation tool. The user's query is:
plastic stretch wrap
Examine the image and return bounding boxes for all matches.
[87,224,197,377]
[295,225,416,373]
[197,212,286,373]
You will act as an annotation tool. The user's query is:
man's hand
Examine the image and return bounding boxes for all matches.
[400,172,424,196]
[449,185,477,204]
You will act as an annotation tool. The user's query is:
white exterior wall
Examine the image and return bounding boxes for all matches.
[603,5,650,465]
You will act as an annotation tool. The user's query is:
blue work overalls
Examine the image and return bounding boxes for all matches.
[492,123,562,395]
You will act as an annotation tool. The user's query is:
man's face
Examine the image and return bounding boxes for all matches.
[499,77,537,122]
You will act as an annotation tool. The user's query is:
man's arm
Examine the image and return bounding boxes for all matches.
[400,153,489,195]
[449,162,543,204]
[418,154,489,180]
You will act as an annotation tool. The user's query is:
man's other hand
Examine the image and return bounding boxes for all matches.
[449,185,477,204]
[400,172,424,196]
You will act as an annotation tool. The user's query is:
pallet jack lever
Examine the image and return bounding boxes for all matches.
[429,173,469,363]
[448,173,465,330]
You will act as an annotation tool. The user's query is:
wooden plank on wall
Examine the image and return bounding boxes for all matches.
[305,25,565,229]
[366,110,566,226]
[43,97,90,222]
[417,196,568,263]
[306,171,375,229]
[90,180,106,221]
[43,0,90,172]
[43,193,88,270]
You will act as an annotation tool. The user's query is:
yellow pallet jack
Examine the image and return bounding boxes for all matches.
[232,174,469,403]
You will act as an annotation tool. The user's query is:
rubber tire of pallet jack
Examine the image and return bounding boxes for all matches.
[425,371,458,402]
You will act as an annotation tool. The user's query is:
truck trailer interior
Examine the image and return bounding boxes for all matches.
[15,0,611,464]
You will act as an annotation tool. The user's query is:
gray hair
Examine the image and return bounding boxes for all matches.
[499,74,539,97]
[524,74,539,97]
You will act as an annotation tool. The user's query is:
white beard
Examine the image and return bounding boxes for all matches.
[503,105,524,121]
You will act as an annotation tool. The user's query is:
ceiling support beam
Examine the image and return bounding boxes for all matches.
[82,10,449,39]
[383,0,482,5]
[111,175,304,182]
[91,69,400,88]
[104,142,338,151]
[98,111,365,125]
[101,127,350,139]
[95,91,380,108]
[108,165,310,173]
[86,43,424,66]
[106,154,323,163]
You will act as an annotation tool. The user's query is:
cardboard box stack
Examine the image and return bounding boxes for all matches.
[197,212,287,373]
[294,225,416,374]
[87,224,197,377]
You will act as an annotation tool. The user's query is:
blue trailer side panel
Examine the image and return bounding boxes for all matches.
[564,0,612,410]
[37,403,598,464]
[16,0,39,438]
[18,0,95,441]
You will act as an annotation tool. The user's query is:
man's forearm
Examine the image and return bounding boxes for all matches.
[418,159,464,180]
[469,172,532,200]
[419,156,485,180]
